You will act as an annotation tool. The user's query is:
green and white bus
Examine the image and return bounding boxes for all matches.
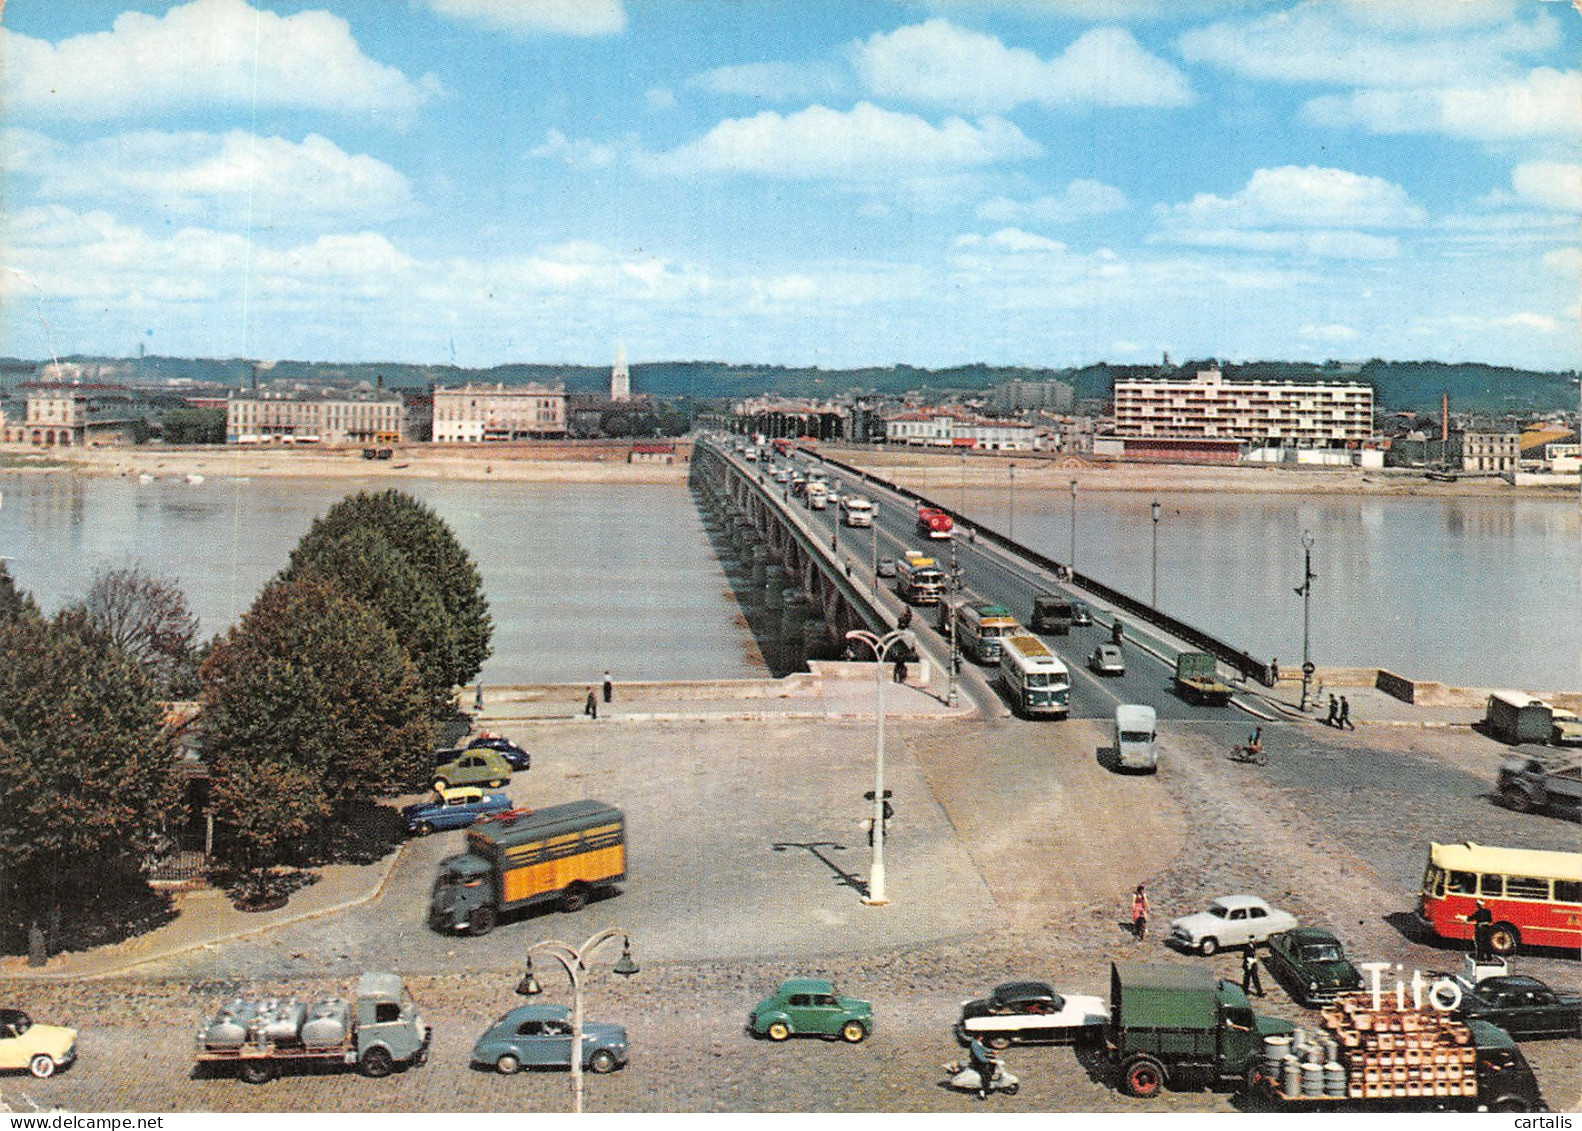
[998,632,1071,718]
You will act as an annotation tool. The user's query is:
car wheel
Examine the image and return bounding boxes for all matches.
[1122,1054,1167,1098]
[416,821,435,836]
[1500,786,1534,812]
[432,778,449,792]
[468,904,497,937]
[238,1060,277,1085]
[360,1046,394,1078]
[496,1054,520,1075]
[588,1049,619,1074]
[840,1020,868,1044]
[767,1021,791,1042]
[28,1054,56,1080]
[1199,937,1219,956]
[559,885,588,914]
[1488,923,1520,956]
[489,778,505,788]
[984,1035,1011,1051]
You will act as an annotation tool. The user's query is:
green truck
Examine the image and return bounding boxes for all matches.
[1107,962,1293,1098]
[1173,651,1232,706]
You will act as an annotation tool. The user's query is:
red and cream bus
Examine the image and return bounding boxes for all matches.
[1417,841,1581,956]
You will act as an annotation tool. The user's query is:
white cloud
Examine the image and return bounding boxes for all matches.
[418,0,625,36]
[8,129,414,223]
[1302,68,1582,141]
[689,61,848,102]
[1541,247,1582,275]
[1511,161,1582,213]
[954,227,1071,255]
[977,180,1127,224]
[645,88,677,111]
[1299,323,1358,342]
[2,0,431,120]
[921,0,1269,19]
[637,102,1040,180]
[1161,166,1425,229]
[850,20,1191,113]
[528,129,621,169]
[1158,227,1399,259]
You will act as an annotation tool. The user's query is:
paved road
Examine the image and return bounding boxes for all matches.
[760,447,1253,723]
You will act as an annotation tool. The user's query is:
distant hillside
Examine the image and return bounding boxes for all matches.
[2,355,1574,416]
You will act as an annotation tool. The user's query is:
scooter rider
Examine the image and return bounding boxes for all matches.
[968,1036,999,1099]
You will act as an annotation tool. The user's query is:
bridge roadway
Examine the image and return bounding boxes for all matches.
[770,448,1262,724]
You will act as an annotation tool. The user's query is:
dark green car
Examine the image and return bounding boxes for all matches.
[747,978,872,1043]
[1265,927,1363,1006]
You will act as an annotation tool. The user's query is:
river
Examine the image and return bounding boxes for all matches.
[1,473,1576,691]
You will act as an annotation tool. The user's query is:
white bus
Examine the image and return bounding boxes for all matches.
[841,496,874,528]
[998,633,1071,718]
[955,603,1019,665]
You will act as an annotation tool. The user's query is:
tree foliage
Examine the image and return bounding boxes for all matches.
[78,565,201,699]
[205,756,329,904]
[160,407,227,445]
[288,490,492,687]
[0,562,38,624]
[199,576,436,808]
[0,602,180,934]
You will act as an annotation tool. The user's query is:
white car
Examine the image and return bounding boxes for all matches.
[1168,895,1298,955]
[953,981,1108,1049]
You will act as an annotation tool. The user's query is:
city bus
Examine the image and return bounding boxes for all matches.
[1417,841,1582,956]
[956,603,1019,665]
[997,632,1071,718]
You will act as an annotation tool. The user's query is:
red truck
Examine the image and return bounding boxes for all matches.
[916,506,954,540]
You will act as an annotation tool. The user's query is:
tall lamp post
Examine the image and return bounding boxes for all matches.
[844,627,916,906]
[1295,529,1317,711]
[1068,479,1078,577]
[517,929,640,1113]
[1007,463,1017,541]
[1150,500,1162,607]
[870,501,880,581]
[945,539,963,708]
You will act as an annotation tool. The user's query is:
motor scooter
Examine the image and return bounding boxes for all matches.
[942,1058,1020,1097]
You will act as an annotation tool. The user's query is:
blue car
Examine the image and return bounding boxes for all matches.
[401,787,514,835]
[467,733,531,772]
[471,1005,627,1075]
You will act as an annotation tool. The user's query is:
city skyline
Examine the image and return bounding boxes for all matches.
[2,0,1578,371]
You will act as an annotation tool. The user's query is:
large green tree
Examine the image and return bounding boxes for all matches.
[199,575,436,806]
[288,490,492,689]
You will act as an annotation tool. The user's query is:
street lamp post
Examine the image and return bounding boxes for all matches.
[960,449,967,514]
[1295,529,1317,711]
[1068,479,1078,577]
[870,501,879,581]
[946,539,963,708]
[1008,463,1016,541]
[517,929,640,1113]
[1150,500,1162,607]
[843,627,915,906]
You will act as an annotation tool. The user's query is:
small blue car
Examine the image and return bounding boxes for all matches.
[467,734,531,772]
[401,787,513,835]
[471,1005,627,1075]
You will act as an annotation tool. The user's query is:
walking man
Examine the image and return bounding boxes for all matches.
[1339,695,1355,730]
[1269,658,1280,683]
[1326,695,1340,727]
[584,687,598,720]
[1241,946,1265,997]
[893,656,908,684]
[1131,883,1150,942]
[602,671,613,704]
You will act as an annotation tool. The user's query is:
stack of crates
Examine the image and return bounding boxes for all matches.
[1319,993,1479,1101]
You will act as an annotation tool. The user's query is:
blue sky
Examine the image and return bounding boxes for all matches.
[2,0,1578,370]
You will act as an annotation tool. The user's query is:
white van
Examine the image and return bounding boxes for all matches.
[1114,704,1158,772]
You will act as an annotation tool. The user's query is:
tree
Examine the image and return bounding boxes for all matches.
[78,565,200,699]
[288,490,492,687]
[160,407,227,445]
[199,576,436,807]
[0,562,38,624]
[205,756,329,906]
[280,527,458,719]
[0,605,180,943]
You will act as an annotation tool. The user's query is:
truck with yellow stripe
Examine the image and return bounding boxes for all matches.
[428,800,626,936]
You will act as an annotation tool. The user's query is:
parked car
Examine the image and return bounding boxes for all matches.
[747,978,871,1043]
[466,733,531,772]
[1264,927,1363,1006]
[432,749,512,791]
[1069,600,1092,626]
[1168,895,1298,956]
[1549,707,1582,748]
[401,787,514,835]
[876,557,897,578]
[1454,975,1582,1040]
[471,1004,627,1075]
[1089,643,1125,676]
[0,1009,76,1079]
[954,981,1108,1048]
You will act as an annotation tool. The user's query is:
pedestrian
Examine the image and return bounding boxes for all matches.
[474,682,484,712]
[1326,694,1339,727]
[1112,619,1124,646]
[1131,883,1150,941]
[1339,695,1355,730]
[898,606,913,631]
[1269,658,1280,683]
[584,687,598,720]
[1241,946,1265,997]
[602,671,613,703]
[968,1036,997,1099]
[1467,900,1494,963]
[893,656,908,684]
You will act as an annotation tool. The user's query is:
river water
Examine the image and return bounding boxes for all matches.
[0,474,763,685]
[1,473,1576,690]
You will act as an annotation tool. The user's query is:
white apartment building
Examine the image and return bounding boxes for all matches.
[884,411,1036,450]
[226,392,405,444]
[431,383,567,442]
[1113,369,1374,449]
[1458,431,1520,473]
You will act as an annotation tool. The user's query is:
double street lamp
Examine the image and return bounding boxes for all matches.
[517,929,640,1113]
[1068,479,1078,576]
[1150,500,1162,608]
[843,626,916,906]
[1295,529,1317,711]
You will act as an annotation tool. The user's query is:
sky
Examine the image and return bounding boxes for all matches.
[1,0,1578,371]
